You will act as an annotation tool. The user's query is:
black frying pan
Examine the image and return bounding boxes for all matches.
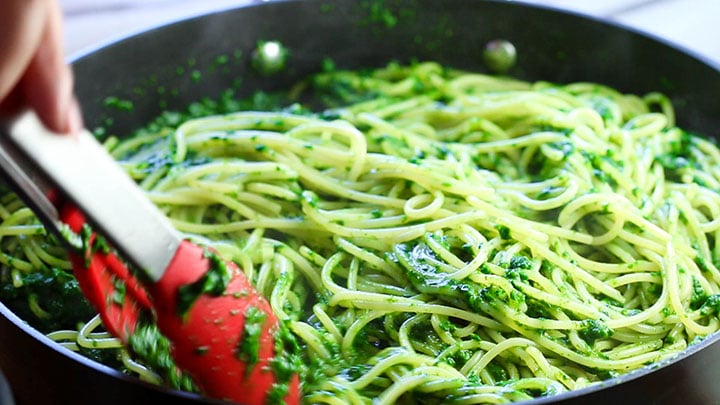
[2,1,720,404]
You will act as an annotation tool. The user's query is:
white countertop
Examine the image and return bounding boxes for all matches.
[61,0,720,66]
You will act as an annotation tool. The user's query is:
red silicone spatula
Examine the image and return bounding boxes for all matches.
[0,110,300,404]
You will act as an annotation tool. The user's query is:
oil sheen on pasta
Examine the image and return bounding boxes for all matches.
[3,61,720,404]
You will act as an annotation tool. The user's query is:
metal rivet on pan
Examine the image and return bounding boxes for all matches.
[483,39,517,73]
[251,41,289,76]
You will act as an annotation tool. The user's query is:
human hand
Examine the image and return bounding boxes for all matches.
[0,0,83,134]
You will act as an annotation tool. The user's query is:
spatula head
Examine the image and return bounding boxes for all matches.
[60,204,151,342]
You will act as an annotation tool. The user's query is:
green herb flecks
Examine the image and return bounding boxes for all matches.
[700,294,720,316]
[362,0,398,28]
[128,321,198,392]
[579,319,613,344]
[496,225,512,240]
[103,96,134,112]
[236,305,267,373]
[176,248,231,317]
[265,319,304,403]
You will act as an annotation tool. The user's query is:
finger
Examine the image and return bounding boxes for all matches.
[0,86,24,118]
[0,0,47,102]
[21,0,83,134]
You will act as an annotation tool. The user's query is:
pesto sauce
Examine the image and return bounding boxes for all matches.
[495,224,512,240]
[700,294,720,316]
[57,223,83,250]
[110,277,126,306]
[579,319,614,344]
[236,305,266,372]
[176,249,230,317]
[266,383,289,405]
[265,319,305,403]
[128,321,198,392]
[690,276,708,310]
[0,266,95,332]
[395,241,508,315]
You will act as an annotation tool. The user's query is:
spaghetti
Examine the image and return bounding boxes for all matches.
[2,61,720,403]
